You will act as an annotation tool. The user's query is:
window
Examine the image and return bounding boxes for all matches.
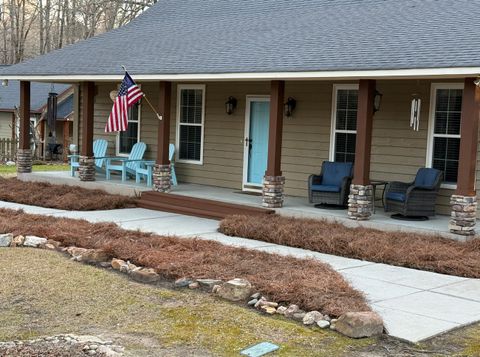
[176,85,205,164]
[330,85,358,163]
[427,84,463,185]
[117,102,140,155]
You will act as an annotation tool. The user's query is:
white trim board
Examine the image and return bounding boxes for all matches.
[2,67,480,82]
[242,95,270,192]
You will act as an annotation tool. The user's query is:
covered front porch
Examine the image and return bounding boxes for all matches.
[13,77,480,238]
[19,170,456,240]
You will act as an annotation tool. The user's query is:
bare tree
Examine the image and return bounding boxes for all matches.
[0,0,156,64]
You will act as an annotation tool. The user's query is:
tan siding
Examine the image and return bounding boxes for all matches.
[371,80,454,215]
[282,81,332,197]
[0,112,13,139]
[171,82,270,190]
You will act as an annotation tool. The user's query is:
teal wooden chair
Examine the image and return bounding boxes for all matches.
[135,143,178,187]
[169,143,178,186]
[105,142,147,182]
[69,139,108,177]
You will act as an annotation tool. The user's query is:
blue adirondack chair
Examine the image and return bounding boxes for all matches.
[105,142,147,181]
[69,139,108,177]
[170,143,178,186]
[135,143,178,187]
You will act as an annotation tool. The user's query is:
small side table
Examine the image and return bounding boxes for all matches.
[370,180,388,214]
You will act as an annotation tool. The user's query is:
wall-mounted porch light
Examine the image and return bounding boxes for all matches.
[474,77,480,87]
[225,96,237,115]
[373,90,383,113]
[284,97,297,117]
[1,79,8,87]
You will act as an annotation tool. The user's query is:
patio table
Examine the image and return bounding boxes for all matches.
[370,180,388,214]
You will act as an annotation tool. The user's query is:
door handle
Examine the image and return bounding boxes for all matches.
[245,138,252,147]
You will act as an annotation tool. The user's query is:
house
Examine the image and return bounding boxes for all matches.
[1,0,479,235]
[0,76,72,159]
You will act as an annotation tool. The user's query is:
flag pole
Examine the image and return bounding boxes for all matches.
[122,65,163,121]
[143,95,163,121]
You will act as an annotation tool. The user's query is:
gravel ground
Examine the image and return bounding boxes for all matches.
[0,343,105,357]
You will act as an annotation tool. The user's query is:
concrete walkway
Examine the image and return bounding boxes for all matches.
[1,201,480,343]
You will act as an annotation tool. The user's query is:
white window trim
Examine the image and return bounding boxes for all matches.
[329,84,359,161]
[115,102,141,157]
[426,83,464,190]
[175,84,206,165]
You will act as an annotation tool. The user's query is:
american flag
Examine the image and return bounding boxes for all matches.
[105,72,144,132]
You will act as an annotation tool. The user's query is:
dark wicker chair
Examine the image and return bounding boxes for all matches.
[308,161,353,207]
[384,168,443,218]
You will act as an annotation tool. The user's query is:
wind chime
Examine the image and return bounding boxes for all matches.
[410,94,421,132]
[47,88,58,134]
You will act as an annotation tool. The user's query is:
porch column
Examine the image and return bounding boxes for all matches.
[79,81,95,181]
[17,81,32,174]
[263,80,285,208]
[348,79,376,220]
[449,78,480,236]
[63,120,70,162]
[154,81,172,193]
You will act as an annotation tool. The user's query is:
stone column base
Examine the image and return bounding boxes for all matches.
[153,164,171,193]
[449,195,477,236]
[348,184,373,221]
[262,176,285,208]
[79,156,95,181]
[17,149,32,173]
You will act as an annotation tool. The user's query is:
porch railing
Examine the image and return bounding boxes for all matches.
[0,138,18,162]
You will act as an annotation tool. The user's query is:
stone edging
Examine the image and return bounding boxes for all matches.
[0,233,384,340]
[0,334,124,356]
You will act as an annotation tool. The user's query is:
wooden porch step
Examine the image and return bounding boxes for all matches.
[138,191,275,220]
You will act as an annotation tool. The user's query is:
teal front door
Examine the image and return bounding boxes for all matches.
[246,100,270,186]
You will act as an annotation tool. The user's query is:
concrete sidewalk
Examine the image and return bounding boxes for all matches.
[1,200,480,343]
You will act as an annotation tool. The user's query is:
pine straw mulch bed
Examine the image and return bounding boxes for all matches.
[219,215,480,278]
[0,178,137,211]
[0,208,369,317]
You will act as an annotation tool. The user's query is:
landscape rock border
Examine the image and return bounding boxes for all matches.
[0,334,124,356]
[0,232,384,340]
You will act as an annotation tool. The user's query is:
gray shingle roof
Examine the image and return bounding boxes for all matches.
[56,94,73,119]
[2,0,480,77]
[0,81,70,111]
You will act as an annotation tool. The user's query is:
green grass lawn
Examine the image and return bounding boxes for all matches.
[0,164,69,175]
[1,248,479,356]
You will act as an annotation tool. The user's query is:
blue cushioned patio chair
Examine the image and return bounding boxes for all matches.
[308,161,353,207]
[384,168,443,218]
[69,139,108,177]
[135,143,178,187]
[105,142,147,182]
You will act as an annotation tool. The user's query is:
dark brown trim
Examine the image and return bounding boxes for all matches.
[352,79,376,186]
[156,81,172,165]
[456,78,480,196]
[80,81,95,157]
[11,113,15,141]
[63,120,70,162]
[266,80,285,177]
[139,191,274,220]
[19,81,31,150]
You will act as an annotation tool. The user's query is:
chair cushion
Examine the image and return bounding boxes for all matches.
[321,162,353,187]
[386,192,406,202]
[311,184,341,193]
[414,168,441,189]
